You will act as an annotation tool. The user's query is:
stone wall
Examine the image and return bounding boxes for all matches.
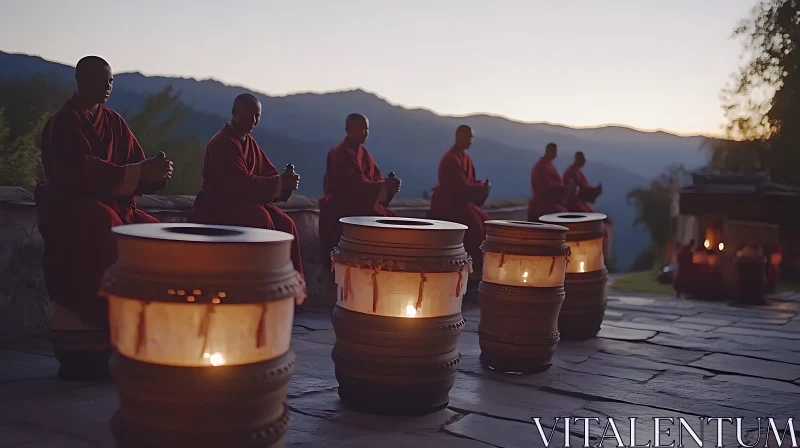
[0,186,527,340]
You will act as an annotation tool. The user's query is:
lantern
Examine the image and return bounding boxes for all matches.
[478,220,569,373]
[100,224,304,448]
[330,217,470,416]
[539,213,608,340]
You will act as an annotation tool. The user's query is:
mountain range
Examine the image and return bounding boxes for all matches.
[0,50,714,270]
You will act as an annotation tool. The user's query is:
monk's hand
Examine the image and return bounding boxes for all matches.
[141,155,173,183]
[387,177,401,194]
[281,168,300,191]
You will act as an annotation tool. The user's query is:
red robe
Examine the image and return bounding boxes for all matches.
[35,97,160,328]
[563,163,601,213]
[527,157,567,222]
[429,147,490,266]
[318,140,396,263]
[189,123,303,278]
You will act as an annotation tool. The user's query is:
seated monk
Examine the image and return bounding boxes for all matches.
[318,113,401,265]
[563,151,602,213]
[189,94,305,301]
[528,142,574,222]
[35,56,173,380]
[429,125,490,270]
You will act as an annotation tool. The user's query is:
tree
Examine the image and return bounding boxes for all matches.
[0,76,71,186]
[124,86,206,195]
[626,164,688,269]
[708,0,800,183]
[0,111,48,186]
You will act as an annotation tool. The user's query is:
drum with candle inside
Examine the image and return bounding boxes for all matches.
[330,216,470,416]
[100,223,305,448]
[539,212,608,341]
[478,220,569,373]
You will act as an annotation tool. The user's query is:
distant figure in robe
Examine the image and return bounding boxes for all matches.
[528,142,573,222]
[318,113,401,264]
[35,56,173,379]
[563,151,602,213]
[189,94,305,299]
[429,125,490,269]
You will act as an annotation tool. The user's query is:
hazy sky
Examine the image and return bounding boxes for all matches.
[1,0,757,136]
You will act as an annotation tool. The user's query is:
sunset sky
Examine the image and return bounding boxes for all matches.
[1,0,757,136]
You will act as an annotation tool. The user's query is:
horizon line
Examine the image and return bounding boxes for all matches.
[4,49,726,140]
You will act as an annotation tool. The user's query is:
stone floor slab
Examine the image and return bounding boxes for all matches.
[688,352,800,381]
[710,374,800,394]
[596,324,656,341]
[714,325,800,341]
[583,338,709,365]
[444,413,585,448]
[0,349,58,381]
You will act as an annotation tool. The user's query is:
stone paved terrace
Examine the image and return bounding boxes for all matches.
[2,291,800,447]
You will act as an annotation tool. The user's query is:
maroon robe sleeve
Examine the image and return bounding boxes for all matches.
[332,146,384,208]
[438,151,484,203]
[206,135,281,204]
[565,165,601,203]
[45,110,127,195]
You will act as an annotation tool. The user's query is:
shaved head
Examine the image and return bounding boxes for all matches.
[75,56,110,81]
[230,93,262,135]
[545,142,558,160]
[233,93,260,111]
[345,113,369,144]
[74,56,113,105]
[455,125,474,150]
[575,151,586,167]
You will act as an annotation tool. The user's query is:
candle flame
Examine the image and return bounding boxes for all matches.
[579,261,585,273]
[704,239,710,249]
[405,304,417,317]
[209,352,225,366]
[718,242,724,251]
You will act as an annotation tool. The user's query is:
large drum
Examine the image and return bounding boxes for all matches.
[330,217,470,416]
[539,213,608,340]
[478,220,569,373]
[100,224,304,448]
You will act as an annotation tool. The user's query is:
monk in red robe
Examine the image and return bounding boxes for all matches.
[318,114,401,265]
[429,125,490,269]
[528,143,573,222]
[563,151,602,212]
[189,94,304,301]
[35,56,173,380]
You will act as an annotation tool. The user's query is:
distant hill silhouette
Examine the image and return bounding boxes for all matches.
[0,50,713,270]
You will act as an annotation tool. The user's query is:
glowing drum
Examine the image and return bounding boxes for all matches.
[100,224,305,448]
[478,220,569,373]
[330,217,470,415]
[539,213,608,340]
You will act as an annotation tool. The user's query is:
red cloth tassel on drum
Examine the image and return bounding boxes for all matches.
[549,256,556,277]
[456,269,463,297]
[134,301,150,356]
[256,302,268,348]
[416,273,428,309]
[372,270,379,313]
[199,304,215,359]
[343,266,352,302]
[499,251,506,268]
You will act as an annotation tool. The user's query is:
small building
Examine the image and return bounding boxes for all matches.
[676,171,800,294]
